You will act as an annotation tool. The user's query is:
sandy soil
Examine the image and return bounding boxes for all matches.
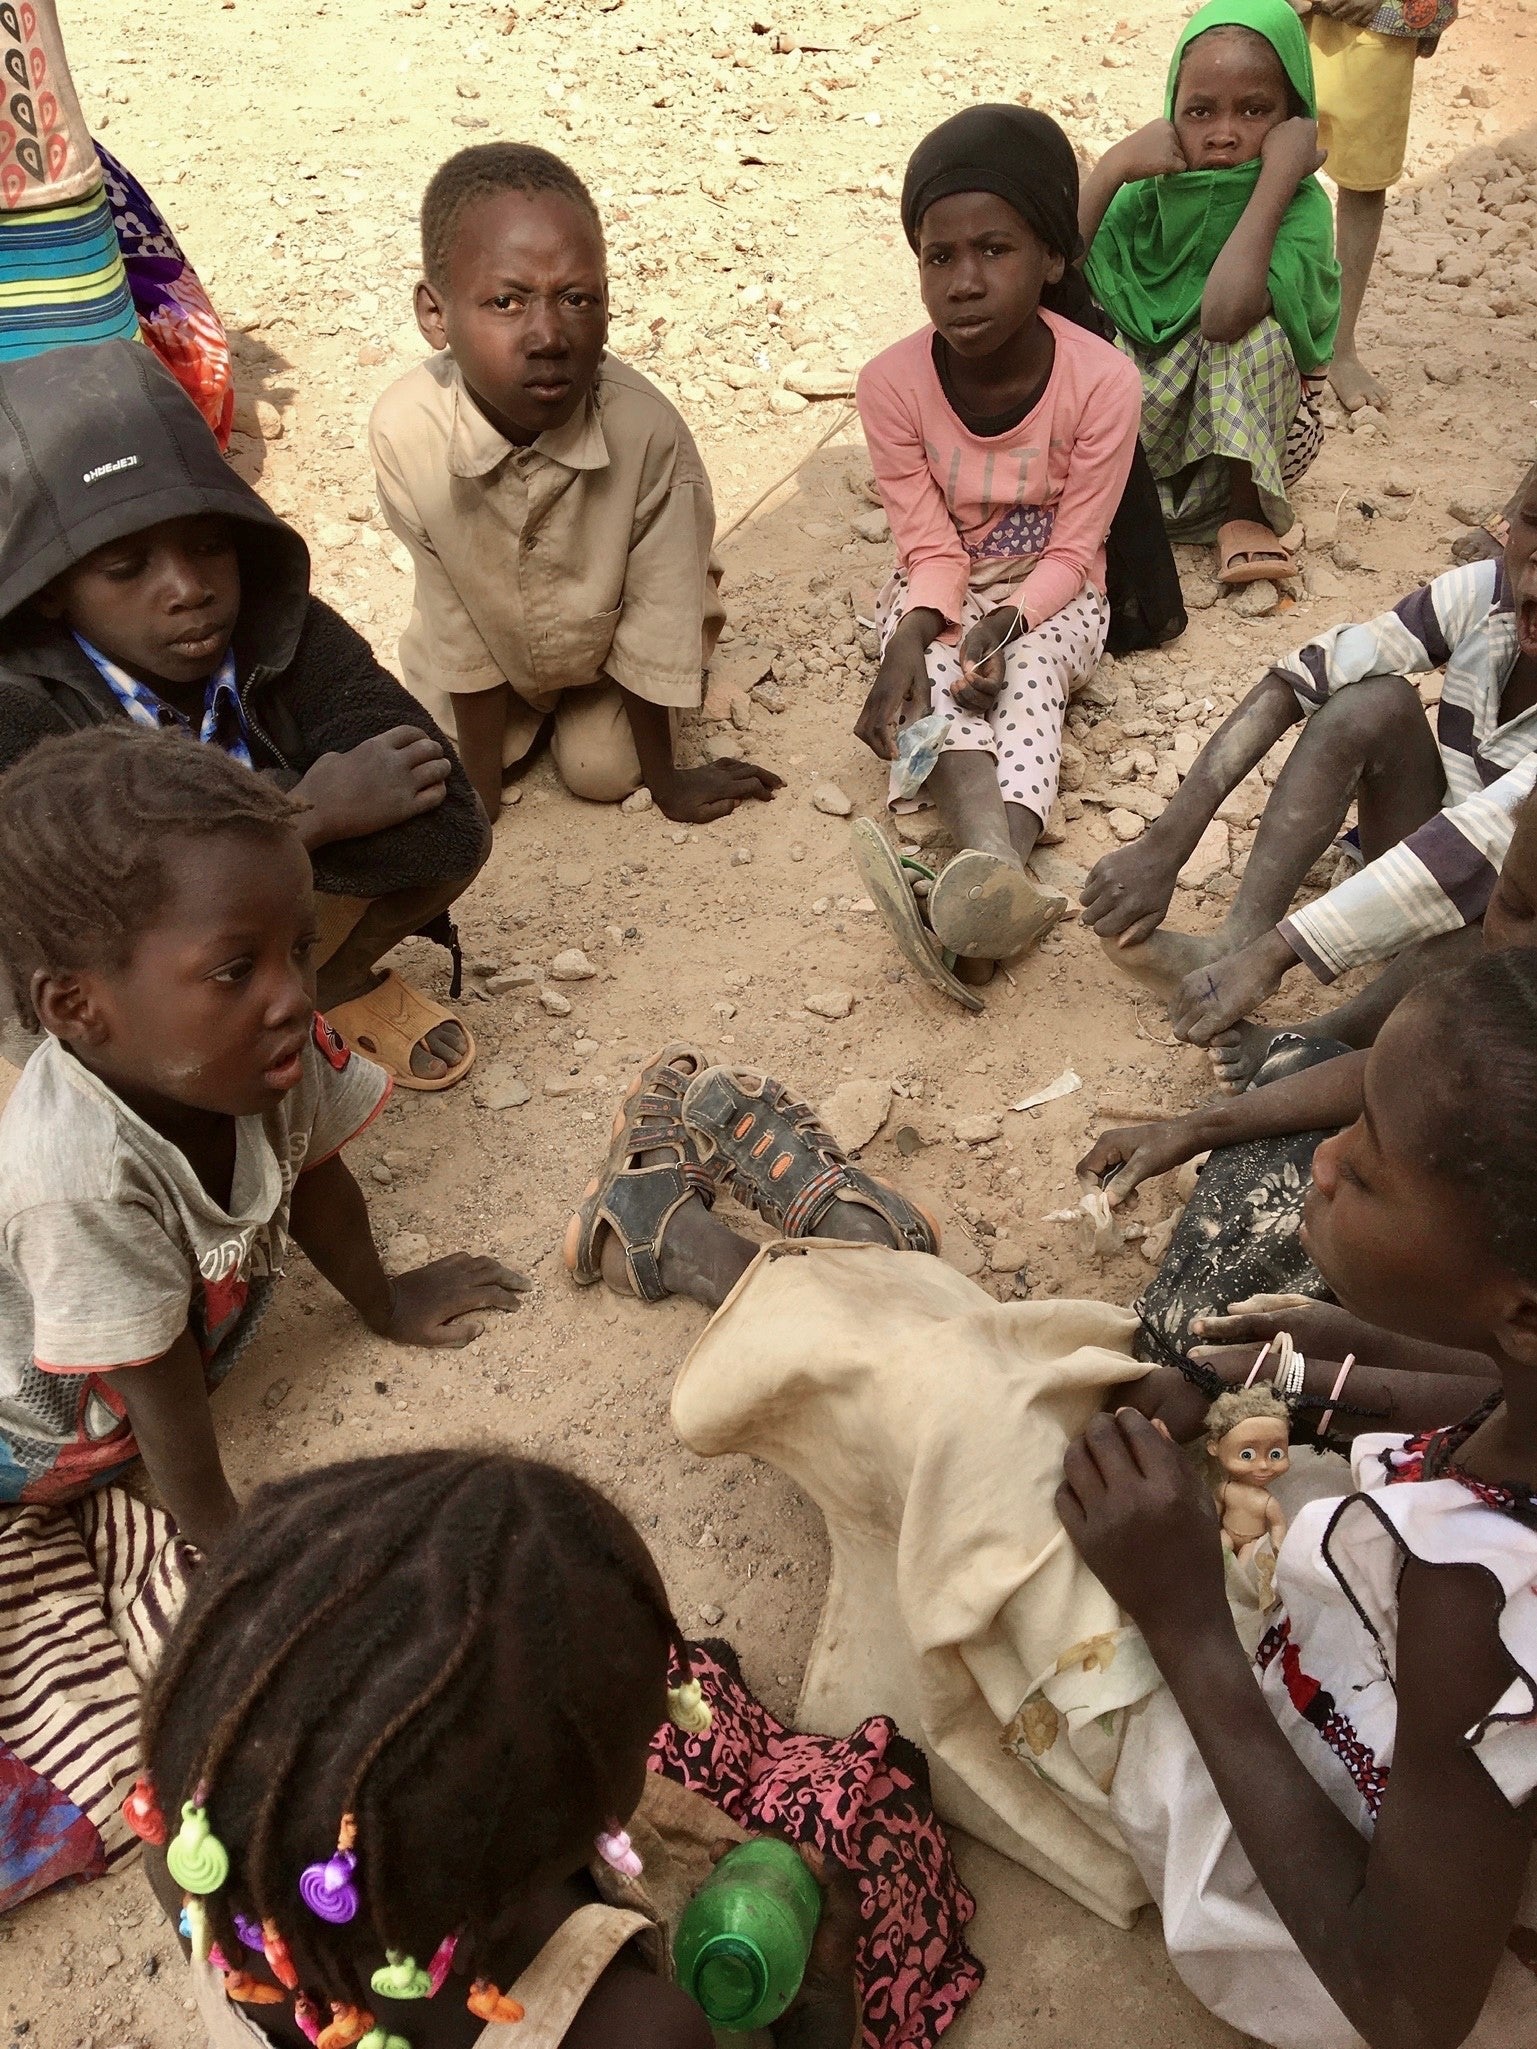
[4,0,1537,2042]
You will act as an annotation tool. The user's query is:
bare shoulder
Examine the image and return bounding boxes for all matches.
[561,1956,714,2049]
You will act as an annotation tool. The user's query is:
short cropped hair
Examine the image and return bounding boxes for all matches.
[420,142,604,288]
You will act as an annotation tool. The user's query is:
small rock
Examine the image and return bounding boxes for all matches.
[1108,807,1144,843]
[731,846,753,865]
[988,1237,1029,1274]
[812,782,852,817]
[894,1124,924,1157]
[943,1236,987,1278]
[1331,539,1363,571]
[475,1062,533,1109]
[255,398,284,441]
[852,508,890,544]
[699,1602,725,1626]
[1382,472,1415,498]
[1447,496,1489,526]
[1228,579,1279,620]
[804,988,854,1020]
[485,964,540,995]
[544,1075,581,1096]
[262,1378,290,1410]
[729,694,753,732]
[621,787,654,813]
[550,948,597,981]
[769,387,810,415]
[1178,819,1231,890]
[752,679,787,712]
[387,1231,431,1267]
[953,1112,1003,1146]
[818,1077,891,1152]
[539,988,574,1016]
[788,841,806,860]
[370,1162,393,1187]
[785,366,856,399]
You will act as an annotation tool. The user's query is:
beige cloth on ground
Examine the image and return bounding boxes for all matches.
[671,1239,1164,1928]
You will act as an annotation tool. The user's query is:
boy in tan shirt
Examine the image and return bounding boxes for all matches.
[370,144,781,826]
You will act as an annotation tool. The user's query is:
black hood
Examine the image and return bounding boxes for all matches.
[0,338,311,673]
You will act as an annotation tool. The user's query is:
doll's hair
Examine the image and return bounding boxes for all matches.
[141,1451,685,2006]
[0,724,297,1029]
[421,143,604,288]
[1205,1382,1291,1449]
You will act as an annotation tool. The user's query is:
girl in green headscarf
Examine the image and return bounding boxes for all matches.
[1082,0,1341,586]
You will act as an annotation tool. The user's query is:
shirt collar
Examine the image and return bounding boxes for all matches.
[74,635,251,763]
[445,357,611,480]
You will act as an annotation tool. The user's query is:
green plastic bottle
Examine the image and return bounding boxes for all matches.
[674,1838,822,2031]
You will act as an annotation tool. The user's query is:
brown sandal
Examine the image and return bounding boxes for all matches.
[324,970,475,1092]
[1216,519,1294,587]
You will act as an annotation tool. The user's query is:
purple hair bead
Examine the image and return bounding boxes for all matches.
[233,1910,265,1951]
[298,1847,359,1924]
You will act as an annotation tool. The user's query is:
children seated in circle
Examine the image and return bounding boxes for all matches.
[139,1449,977,2048]
[0,727,525,1911]
[0,339,486,1090]
[853,106,1141,985]
[370,144,780,829]
[1082,0,1340,588]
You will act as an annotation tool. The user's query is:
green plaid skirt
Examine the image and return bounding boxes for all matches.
[1126,315,1325,543]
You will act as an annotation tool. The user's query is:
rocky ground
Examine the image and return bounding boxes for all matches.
[4,0,1537,2043]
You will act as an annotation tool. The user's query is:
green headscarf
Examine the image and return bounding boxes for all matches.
[1085,0,1340,372]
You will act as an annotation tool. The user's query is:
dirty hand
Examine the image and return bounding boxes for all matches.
[1260,115,1327,185]
[381,1254,532,1346]
[1190,1297,1369,1362]
[1116,1367,1223,1446]
[652,759,784,824]
[1169,929,1297,1045]
[772,1846,863,2049]
[952,605,1021,712]
[1057,1408,1227,1634]
[855,610,940,761]
[1077,1119,1201,1204]
[1108,118,1188,184]
[295,727,452,843]
[1080,836,1182,944]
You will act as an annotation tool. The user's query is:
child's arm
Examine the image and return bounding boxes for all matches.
[102,1330,238,1551]
[448,685,511,824]
[1200,119,1326,343]
[1077,1046,1368,1204]
[620,691,783,825]
[1061,1411,1532,2049]
[287,1153,530,1345]
[1077,122,1189,253]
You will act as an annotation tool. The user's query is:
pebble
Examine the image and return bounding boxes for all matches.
[785,366,856,398]
[699,1602,725,1626]
[1178,819,1231,890]
[572,1036,601,1059]
[370,1162,393,1187]
[387,1231,431,1266]
[731,846,753,865]
[1107,808,1144,843]
[752,679,787,712]
[804,988,854,1020]
[550,948,597,981]
[988,1237,1029,1275]
[539,989,574,1016]
[544,1076,581,1097]
[1447,496,1490,526]
[811,782,852,817]
[474,1063,533,1109]
[852,508,890,544]
[1382,472,1415,498]
[621,787,654,813]
[788,841,807,861]
[953,1112,1003,1146]
[818,1078,891,1153]
[769,387,810,415]
[485,964,540,995]
[944,1237,987,1278]
[262,1379,290,1410]
[1332,539,1363,571]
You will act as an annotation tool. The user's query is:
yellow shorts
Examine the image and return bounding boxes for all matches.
[1308,16,1420,191]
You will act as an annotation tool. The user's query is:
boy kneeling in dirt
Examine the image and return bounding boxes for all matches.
[370,142,781,828]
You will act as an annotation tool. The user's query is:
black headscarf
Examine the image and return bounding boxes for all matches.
[898,103,1188,656]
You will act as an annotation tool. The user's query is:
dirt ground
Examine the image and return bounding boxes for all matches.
[4,0,1537,2042]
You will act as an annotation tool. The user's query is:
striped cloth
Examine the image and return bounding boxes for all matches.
[1276,558,1531,980]
[1125,313,1325,543]
[0,186,140,362]
[0,1487,187,1912]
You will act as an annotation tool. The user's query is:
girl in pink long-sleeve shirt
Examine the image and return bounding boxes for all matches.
[855,106,1141,976]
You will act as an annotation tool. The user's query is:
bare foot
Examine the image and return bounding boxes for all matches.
[416,1018,468,1080]
[1099,927,1230,1004]
[955,956,997,987]
[1327,353,1386,414]
[1206,1019,1286,1094]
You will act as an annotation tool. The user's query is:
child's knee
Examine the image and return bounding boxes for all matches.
[558,752,642,804]
[1311,674,1420,749]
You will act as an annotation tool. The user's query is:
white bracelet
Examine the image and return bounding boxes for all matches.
[1273,1335,1305,1402]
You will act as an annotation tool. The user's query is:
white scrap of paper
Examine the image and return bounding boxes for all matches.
[1011,1066,1082,1112]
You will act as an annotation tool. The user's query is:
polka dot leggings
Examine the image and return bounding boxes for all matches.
[876,575,1110,818]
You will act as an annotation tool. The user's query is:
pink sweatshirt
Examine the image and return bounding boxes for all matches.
[855,309,1142,635]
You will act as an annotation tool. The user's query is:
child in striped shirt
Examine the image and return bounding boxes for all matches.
[1084,458,1537,1072]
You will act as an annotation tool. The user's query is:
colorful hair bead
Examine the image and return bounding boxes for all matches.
[166,1801,230,1895]
[262,1919,300,1991]
[294,1994,325,2046]
[426,1932,459,1997]
[121,1775,168,1844]
[184,1895,214,1964]
[299,1814,361,1925]
[468,1979,526,2023]
[594,1826,643,1879]
[357,2032,411,2049]
[223,1969,286,2006]
[316,2006,374,2049]
[233,1910,265,1952]
[667,1678,713,1735]
[370,1950,432,2000]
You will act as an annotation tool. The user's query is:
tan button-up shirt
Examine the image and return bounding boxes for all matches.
[370,351,723,756]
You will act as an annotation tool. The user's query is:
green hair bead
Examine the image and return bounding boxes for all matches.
[357,2033,411,2049]
[370,1951,433,2001]
[165,1802,230,1895]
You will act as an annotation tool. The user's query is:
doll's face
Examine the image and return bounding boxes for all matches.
[1210,1416,1290,1481]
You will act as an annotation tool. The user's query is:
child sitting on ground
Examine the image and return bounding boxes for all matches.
[0,728,525,1913]
[136,1449,979,2048]
[370,143,780,829]
[1082,0,1340,587]
[0,339,487,1091]
[854,106,1141,985]
[1083,458,1537,1076]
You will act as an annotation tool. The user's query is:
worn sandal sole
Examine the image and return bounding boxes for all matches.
[851,818,985,1013]
[927,850,1066,961]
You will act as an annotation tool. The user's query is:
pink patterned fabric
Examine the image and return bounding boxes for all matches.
[649,1641,982,2048]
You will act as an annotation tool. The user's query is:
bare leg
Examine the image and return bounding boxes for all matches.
[1225,460,1269,530]
[1108,676,1445,1002]
[928,748,1017,864]
[317,863,485,1079]
[598,1192,898,1312]
[1329,188,1388,414]
[1006,800,1043,865]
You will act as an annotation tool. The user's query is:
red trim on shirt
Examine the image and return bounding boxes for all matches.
[304,1076,393,1172]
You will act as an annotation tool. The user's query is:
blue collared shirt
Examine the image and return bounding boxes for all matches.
[74,634,254,767]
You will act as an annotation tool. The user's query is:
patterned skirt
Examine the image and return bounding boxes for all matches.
[0,184,140,361]
[1126,314,1327,544]
[652,1640,981,2048]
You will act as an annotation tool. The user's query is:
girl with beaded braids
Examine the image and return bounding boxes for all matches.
[129,1451,976,2049]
